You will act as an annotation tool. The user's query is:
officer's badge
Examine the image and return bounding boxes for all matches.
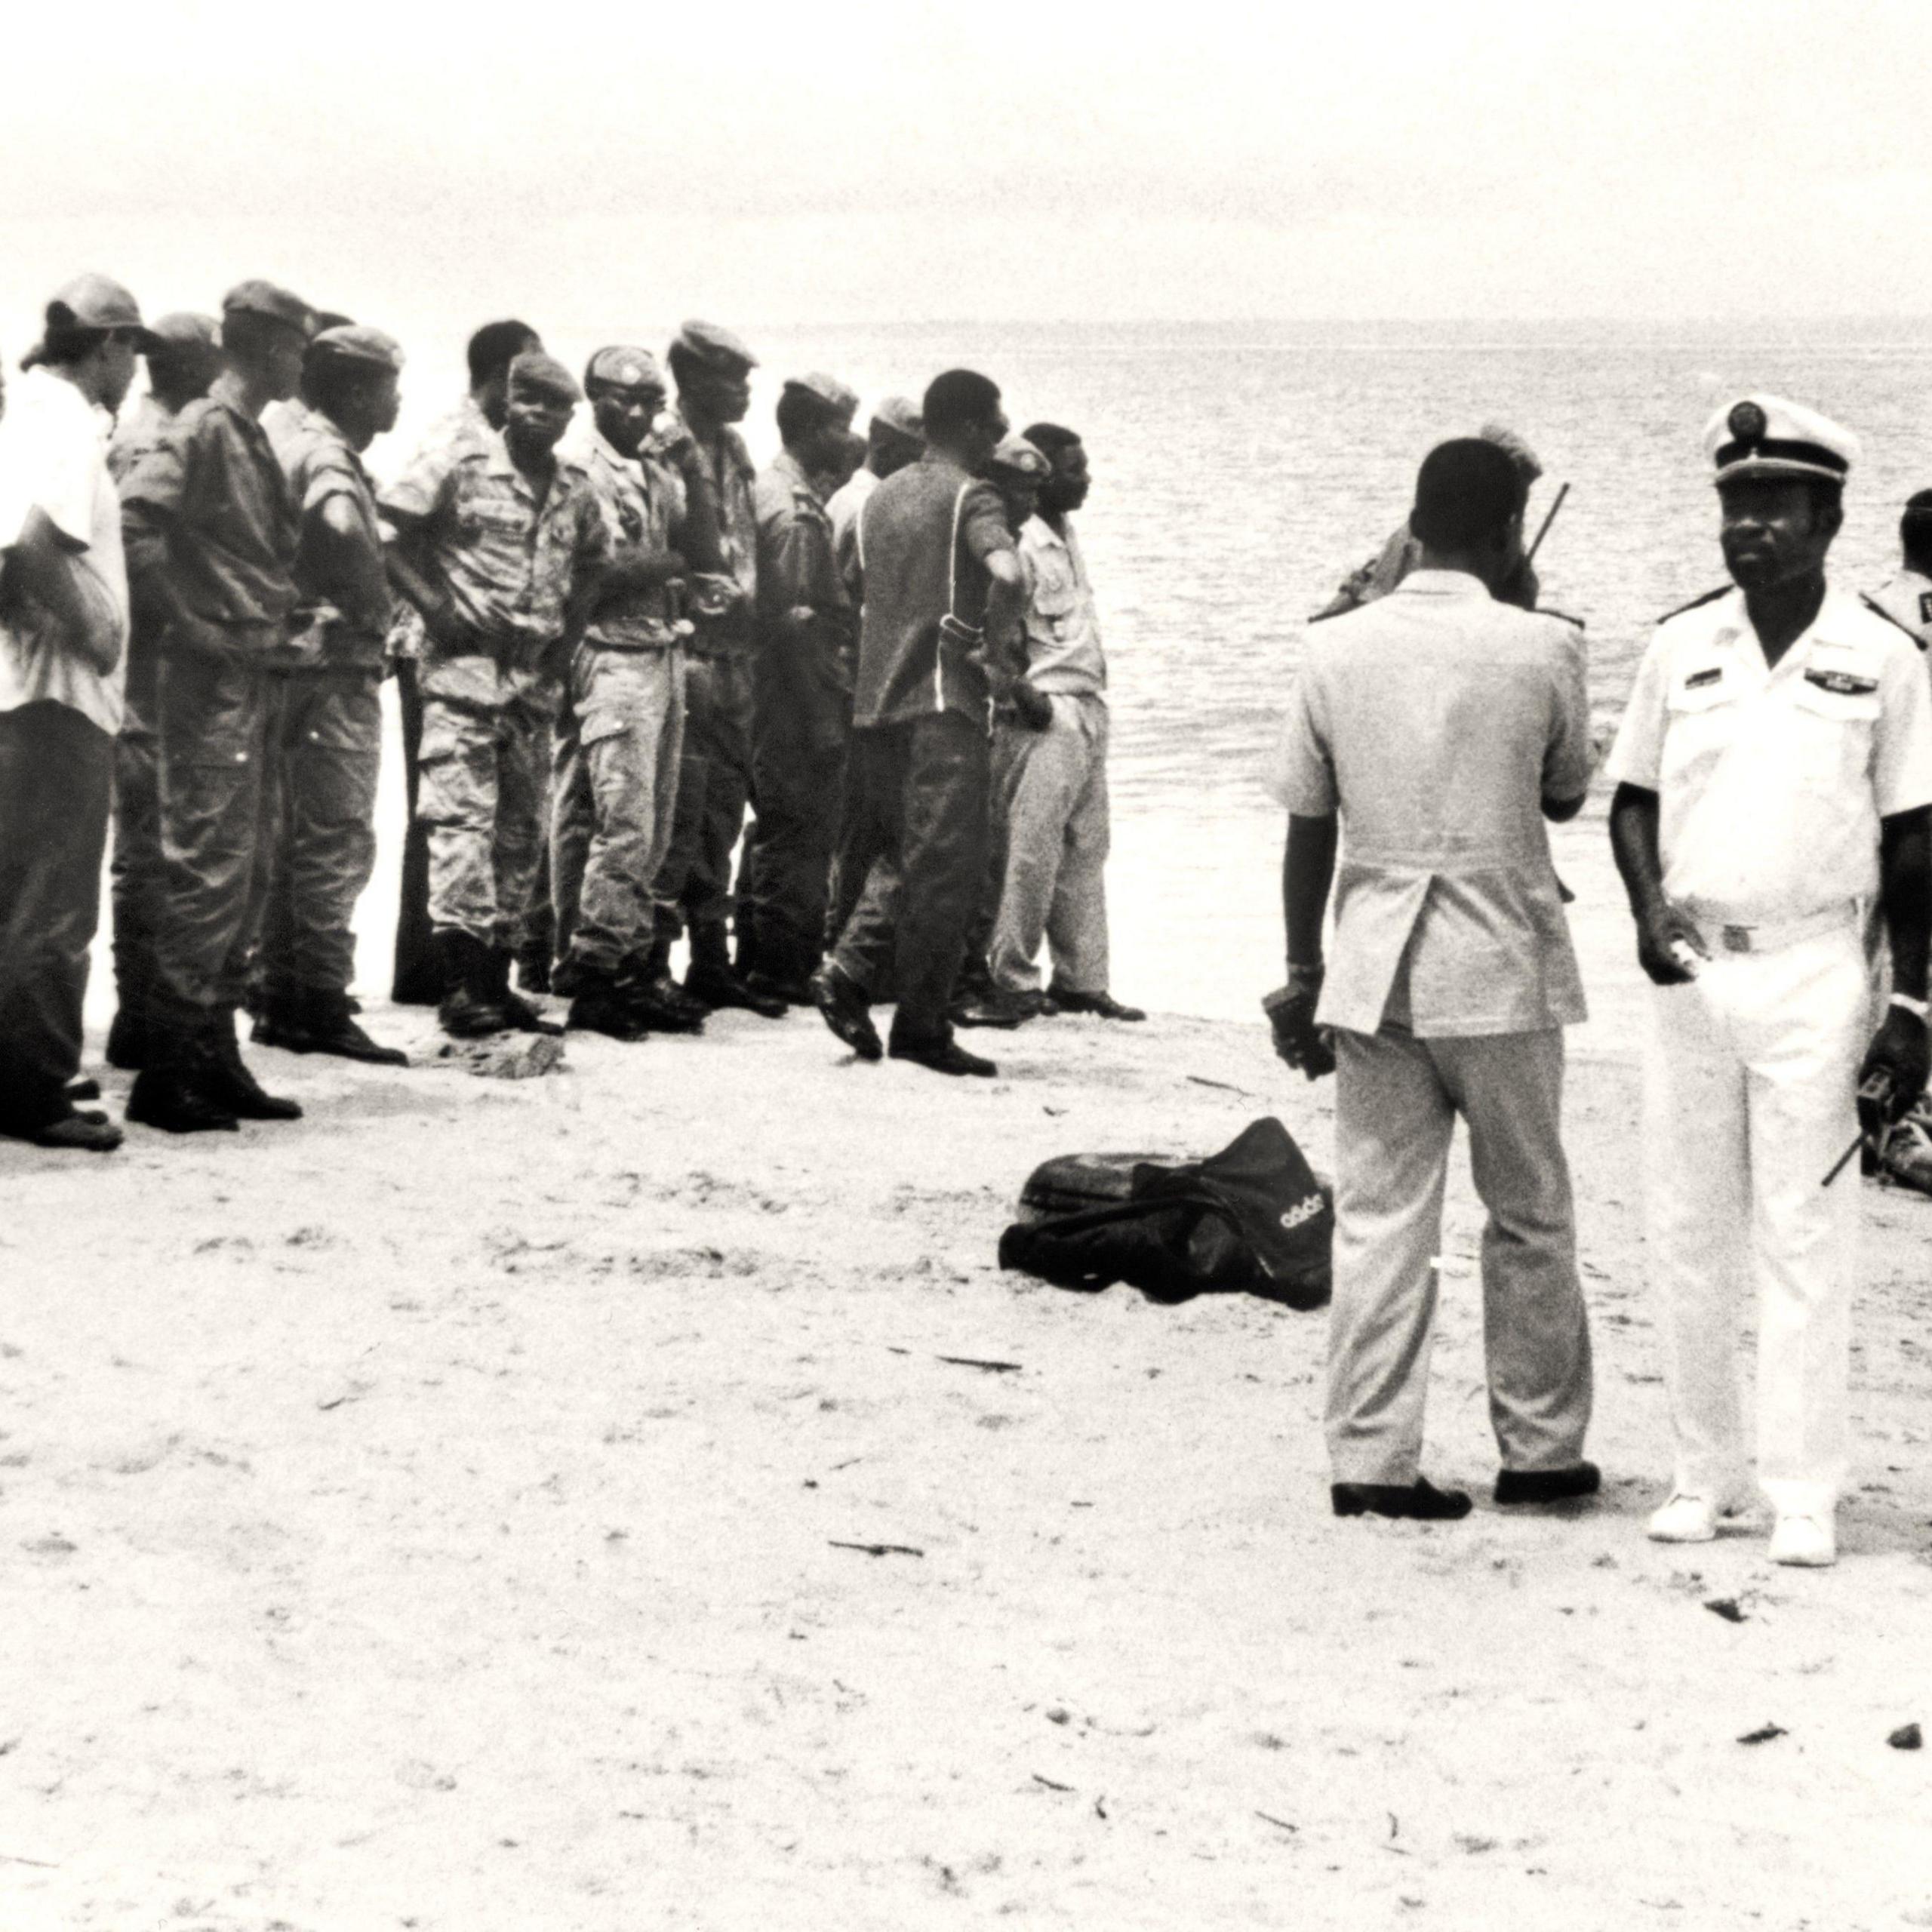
[1804,669,1878,696]
[1684,667,1723,689]
[1727,400,1768,445]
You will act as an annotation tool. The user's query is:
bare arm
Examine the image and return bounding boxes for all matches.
[1607,781,1703,985]
[1879,806,1931,1002]
[1283,812,1338,967]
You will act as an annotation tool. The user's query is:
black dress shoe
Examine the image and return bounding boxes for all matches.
[202,1040,303,1121]
[686,964,787,1020]
[568,986,651,1041]
[810,964,882,1060]
[1049,987,1146,1022]
[1331,1477,1473,1521]
[888,1032,998,1078]
[1494,1462,1601,1506]
[951,994,1027,1030]
[743,969,817,1008]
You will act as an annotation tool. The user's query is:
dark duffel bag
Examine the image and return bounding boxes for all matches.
[998,1116,1331,1309]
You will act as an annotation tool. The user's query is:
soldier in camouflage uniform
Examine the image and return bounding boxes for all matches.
[253,324,409,1065]
[380,350,608,1039]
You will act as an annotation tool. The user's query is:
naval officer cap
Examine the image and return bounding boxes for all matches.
[1706,393,1860,488]
[585,346,664,393]
[309,324,405,373]
[989,433,1051,481]
[673,320,758,374]
[507,349,583,407]
[783,371,860,423]
[221,279,313,335]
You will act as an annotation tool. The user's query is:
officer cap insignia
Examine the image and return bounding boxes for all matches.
[1727,399,1768,445]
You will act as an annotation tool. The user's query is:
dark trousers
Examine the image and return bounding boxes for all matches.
[151,650,277,1029]
[392,657,439,1001]
[739,661,848,985]
[110,627,164,1028]
[0,703,112,1129]
[257,670,383,1004]
[829,709,990,1044]
[654,653,753,949]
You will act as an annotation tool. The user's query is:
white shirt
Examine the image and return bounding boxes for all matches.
[1018,513,1106,697]
[1870,567,1932,651]
[0,365,129,735]
[826,464,878,558]
[1604,584,1932,924]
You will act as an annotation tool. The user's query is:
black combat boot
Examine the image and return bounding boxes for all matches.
[488,947,565,1036]
[105,1004,149,1072]
[685,924,786,1020]
[568,968,652,1042]
[257,989,409,1066]
[125,1019,241,1134]
[199,1011,303,1121]
[437,931,509,1038]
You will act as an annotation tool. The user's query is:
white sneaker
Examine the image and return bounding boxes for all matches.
[1767,1512,1836,1568]
[1647,1491,1719,1543]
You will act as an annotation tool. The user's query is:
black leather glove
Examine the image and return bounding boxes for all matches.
[1263,981,1334,1081]
[1860,1004,1930,1125]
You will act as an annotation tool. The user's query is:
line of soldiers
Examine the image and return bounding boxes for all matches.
[0,274,1142,1152]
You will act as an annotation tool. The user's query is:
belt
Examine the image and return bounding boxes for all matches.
[1687,901,1858,956]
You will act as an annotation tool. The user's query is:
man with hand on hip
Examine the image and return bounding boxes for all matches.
[1271,437,1598,1523]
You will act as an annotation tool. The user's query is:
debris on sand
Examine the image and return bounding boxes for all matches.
[435,1035,565,1080]
[1737,1724,1787,1746]
[1888,1723,1922,1751]
[1703,1597,1746,1623]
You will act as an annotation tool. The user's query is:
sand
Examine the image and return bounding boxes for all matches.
[5,801,1932,1930]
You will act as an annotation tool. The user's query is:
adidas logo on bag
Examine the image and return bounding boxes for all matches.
[1279,1195,1325,1232]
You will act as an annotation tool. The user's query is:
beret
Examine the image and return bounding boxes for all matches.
[871,394,924,441]
[221,279,312,334]
[45,273,157,348]
[146,311,220,353]
[586,346,664,392]
[672,319,757,374]
[507,349,583,406]
[783,371,860,420]
[309,324,405,373]
[989,434,1050,481]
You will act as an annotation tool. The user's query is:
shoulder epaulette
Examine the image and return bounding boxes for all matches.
[1657,586,1730,624]
[1860,592,1924,646]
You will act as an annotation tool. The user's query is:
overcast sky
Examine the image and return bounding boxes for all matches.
[3,0,1927,340]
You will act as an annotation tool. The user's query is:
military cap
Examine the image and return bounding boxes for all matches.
[672,319,758,373]
[1477,421,1543,484]
[989,433,1051,481]
[146,311,220,354]
[783,371,859,423]
[221,279,312,334]
[508,349,583,407]
[585,346,664,393]
[309,324,405,373]
[1705,392,1859,488]
[872,394,924,442]
[44,273,160,350]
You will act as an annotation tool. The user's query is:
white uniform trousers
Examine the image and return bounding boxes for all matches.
[988,694,1111,996]
[1326,1024,1593,1485]
[1642,926,1869,1515]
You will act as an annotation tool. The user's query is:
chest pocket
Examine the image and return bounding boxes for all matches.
[1786,673,1880,797]
[1030,554,1081,626]
[458,499,531,543]
[1660,668,1738,790]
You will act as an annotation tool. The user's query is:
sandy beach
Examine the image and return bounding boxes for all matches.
[3,786,1931,1932]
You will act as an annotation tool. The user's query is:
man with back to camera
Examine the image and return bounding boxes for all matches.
[381,350,608,1041]
[1869,488,1932,651]
[812,368,1028,1078]
[829,396,924,596]
[104,310,222,1075]
[1270,437,1598,1522]
[0,275,150,1152]
[252,323,411,1066]
[389,318,543,1008]
[736,371,863,1004]
[1604,395,1932,1568]
[118,278,313,1134]
[549,345,722,1041]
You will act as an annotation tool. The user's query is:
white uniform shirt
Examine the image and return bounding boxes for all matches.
[0,365,129,735]
[1870,567,1932,651]
[1604,585,1932,923]
[1018,513,1106,697]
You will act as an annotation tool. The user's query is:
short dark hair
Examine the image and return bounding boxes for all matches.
[467,319,539,389]
[1903,490,1932,572]
[777,385,838,445]
[1410,438,1524,551]
[1022,421,1081,460]
[922,369,1001,442]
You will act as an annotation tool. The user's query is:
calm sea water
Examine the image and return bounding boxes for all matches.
[349,319,1932,1023]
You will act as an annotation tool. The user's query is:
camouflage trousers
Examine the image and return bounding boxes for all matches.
[418,694,552,952]
[552,643,686,976]
[256,670,383,1002]
[110,626,163,1026]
